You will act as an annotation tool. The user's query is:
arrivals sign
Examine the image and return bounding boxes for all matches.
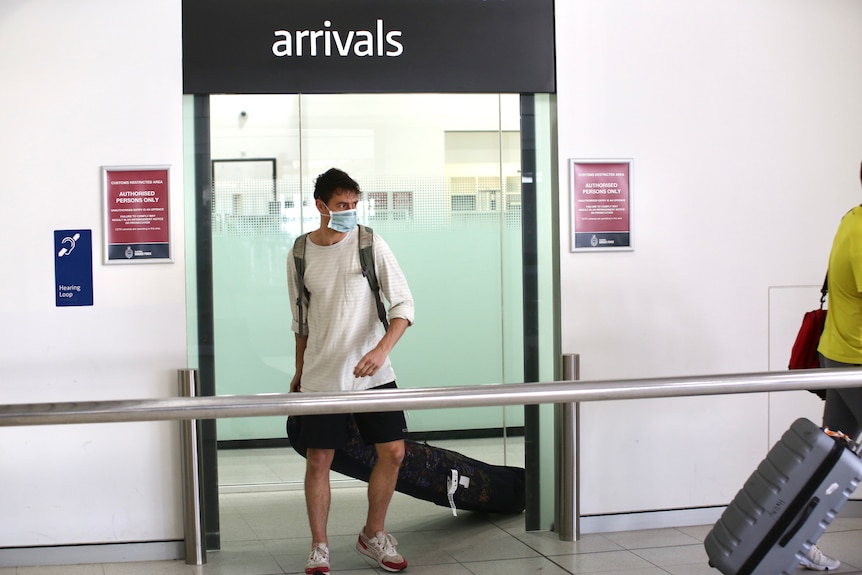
[102,166,172,263]
[570,160,633,252]
[182,0,556,94]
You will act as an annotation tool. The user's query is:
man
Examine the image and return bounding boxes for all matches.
[287,168,414,574]
[810,161,862,572]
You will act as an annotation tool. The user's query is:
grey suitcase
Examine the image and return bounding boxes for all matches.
[704,417,862,575]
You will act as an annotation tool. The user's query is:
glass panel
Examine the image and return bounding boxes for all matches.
[209,93,524,486]
[209,95,301,445]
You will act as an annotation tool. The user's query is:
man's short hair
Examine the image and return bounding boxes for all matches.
[313,168,361,203]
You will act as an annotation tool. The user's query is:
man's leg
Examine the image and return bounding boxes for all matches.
[305,447,336,544]
[364,439,405,535]
[356,438,408,572]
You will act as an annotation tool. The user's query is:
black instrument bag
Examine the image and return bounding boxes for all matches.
[287,415,525,515]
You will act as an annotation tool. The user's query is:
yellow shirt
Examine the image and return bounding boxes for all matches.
[819,205,862,364]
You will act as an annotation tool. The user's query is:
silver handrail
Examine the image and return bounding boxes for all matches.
[2,368,861,426]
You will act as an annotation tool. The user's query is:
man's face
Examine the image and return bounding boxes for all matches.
[321,188,359,213]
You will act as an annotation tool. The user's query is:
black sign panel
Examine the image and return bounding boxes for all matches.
[183,0,556,94]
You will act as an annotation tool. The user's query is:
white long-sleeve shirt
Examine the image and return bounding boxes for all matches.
[287,227,414,392]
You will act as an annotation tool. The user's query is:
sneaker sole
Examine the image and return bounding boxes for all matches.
[799,559,838,571]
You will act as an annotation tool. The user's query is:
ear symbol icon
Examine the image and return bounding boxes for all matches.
[58,233,81,257]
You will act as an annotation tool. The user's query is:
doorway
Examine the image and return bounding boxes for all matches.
[208,93,526,477]
[185,92,560,546]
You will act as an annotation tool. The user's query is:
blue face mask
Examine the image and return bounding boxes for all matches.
[326,208,358,233]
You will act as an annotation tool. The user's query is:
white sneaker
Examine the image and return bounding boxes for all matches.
[305,542,330,574]
[799,545,840,571]
[356,529,407,572]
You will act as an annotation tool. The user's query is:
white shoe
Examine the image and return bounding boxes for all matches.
[356,529,407,572]
[799,545,840,571]
[305,542,330,574]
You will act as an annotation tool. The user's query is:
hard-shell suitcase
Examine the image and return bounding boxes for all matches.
[704,417,862,575]
[286,415,525,515]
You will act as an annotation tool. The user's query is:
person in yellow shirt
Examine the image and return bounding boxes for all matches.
[819,162,862,417]
[810,161,862,571]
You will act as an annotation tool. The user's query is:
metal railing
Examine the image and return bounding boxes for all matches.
[3,368,861,427]
[178,370,206,565]
[3,366,862,563]
[556,354,580,541]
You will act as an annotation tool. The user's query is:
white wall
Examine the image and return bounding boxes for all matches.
[0,0,186,550]
[556,0,862,515]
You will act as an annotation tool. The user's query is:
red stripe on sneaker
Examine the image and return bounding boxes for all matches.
[382,558,408,571]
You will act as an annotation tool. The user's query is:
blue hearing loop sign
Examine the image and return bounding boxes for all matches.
[54,229,94,307]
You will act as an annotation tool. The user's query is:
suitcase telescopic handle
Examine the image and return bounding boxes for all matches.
[778,497,819,548]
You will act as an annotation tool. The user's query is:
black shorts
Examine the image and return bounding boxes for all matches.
[300,382,408,449]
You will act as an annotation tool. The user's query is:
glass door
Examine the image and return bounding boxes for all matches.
[207,93,525,489]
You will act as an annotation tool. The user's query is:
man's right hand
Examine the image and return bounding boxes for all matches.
[290,374,301,393]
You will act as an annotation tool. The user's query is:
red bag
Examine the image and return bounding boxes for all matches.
[788,308,827,370]
[789,274,829,371]
[788,275,829,399]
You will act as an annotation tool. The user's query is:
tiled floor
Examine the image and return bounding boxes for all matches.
[6,438,862,574]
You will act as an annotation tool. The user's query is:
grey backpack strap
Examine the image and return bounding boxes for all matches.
[358,225,389,330]
[292,233,310,337]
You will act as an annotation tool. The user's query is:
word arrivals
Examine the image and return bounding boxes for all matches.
[272,19,404,57]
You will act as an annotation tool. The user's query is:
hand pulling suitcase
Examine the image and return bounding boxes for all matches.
[286,415,526,515]
[704,417,862,575]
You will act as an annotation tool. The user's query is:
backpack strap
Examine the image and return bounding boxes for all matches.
[292,233,311,337]
[292,226,389,337]
[358,225,390,331]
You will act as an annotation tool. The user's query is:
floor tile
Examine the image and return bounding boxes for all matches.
[663,563,725,575]
[103,560,199,574]
[631,544,708,567]
[550,550,657,573]
[434,523,539,563]
[464,556,572,574]
[561,569,667,575]
[221,509,259,543]
[395,564,475,574]
[828,516,862,532]
[17,566,105,575]
[602,528,701,551]
[515,530,624,557]
[673,524,711,542]
[203,541,284,575]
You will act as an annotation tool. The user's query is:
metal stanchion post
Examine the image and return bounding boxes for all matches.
[178,369,207,565]
[555,354,580,541]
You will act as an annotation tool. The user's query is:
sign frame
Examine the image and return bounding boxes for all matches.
[569,159,634,252]
[102,165,172,264]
